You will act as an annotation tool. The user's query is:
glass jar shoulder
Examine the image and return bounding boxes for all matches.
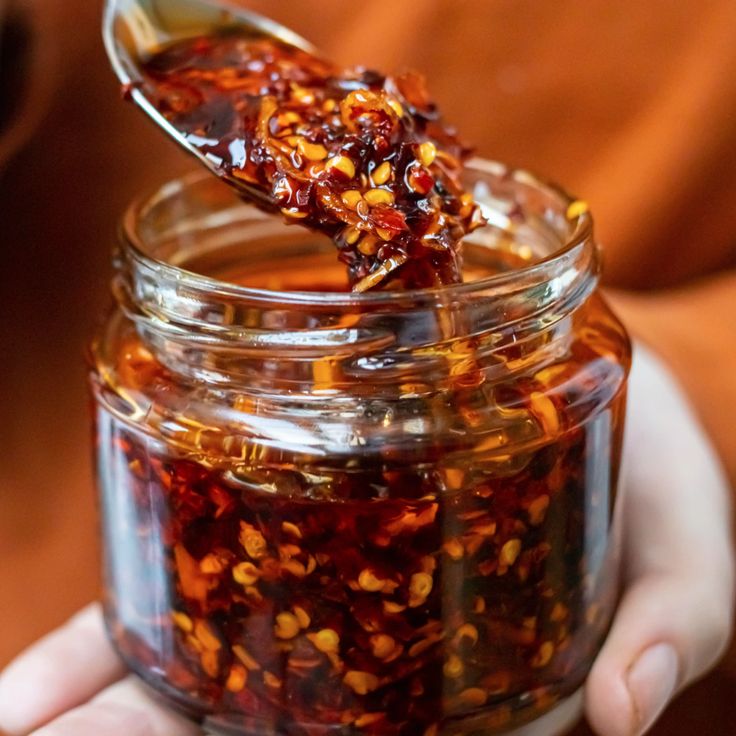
[516,289,630,440]
[90,292,629,468]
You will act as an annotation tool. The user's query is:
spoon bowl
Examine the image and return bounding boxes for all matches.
[103,0,316,206]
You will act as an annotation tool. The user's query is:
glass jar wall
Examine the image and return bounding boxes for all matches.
[90,161,631,736]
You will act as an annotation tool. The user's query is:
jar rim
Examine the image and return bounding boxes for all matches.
[120,158,595,307]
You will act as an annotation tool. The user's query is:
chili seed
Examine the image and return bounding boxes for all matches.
[232,561,260,586]
[274,612,301,640]
[408,572,433,607]
[528,495,550,525]
[281,521,302,538]
[408,633,442,658]
[282,559,307,577]
[293,605,311,629]
[443,538,464,560]
[454,623,479,647]
[225,664,247,692]
[355,713,384,728]
[341,190,363,209]
[370,634,396,659]
[372,162,392,185]
[345,227,361,245]
[239,523,268,559]
[387,97,404,118]
[264,671,282,688]
[232,644,261,671]
[194,620,221,651]
[280,207,309,219]
[500,539,522,567]
[326,155,356,179]
[566,199,589,219]
[418,141,437,167]
[199,553,225,574]
[443,654,464,678]
[200,650,219,677]
[458,687,488,707]
[358,237,380,256]
[296,138,327,161]
[383,601,406,614]
[171,612,193,633]
[358,569,385,592]
[529,392,560,435]
[343,670,380,695]
[531,641,555,668]
[364,188,395,206]
[309,628,340,654]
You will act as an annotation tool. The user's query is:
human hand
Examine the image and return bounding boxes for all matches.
[584,344,734,734]
[0,346,732,736]
[0,606,198,736]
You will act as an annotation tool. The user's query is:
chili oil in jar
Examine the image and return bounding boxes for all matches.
[90,161,631,736]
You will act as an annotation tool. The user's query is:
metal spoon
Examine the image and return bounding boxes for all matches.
[102,0,316,207]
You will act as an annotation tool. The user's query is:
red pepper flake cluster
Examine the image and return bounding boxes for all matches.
[139,35,485,291]
[100,334,623,735]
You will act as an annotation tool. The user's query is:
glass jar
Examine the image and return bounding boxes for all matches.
[90,160,631,736]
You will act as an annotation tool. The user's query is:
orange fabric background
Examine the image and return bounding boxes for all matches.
[1,1,734,733]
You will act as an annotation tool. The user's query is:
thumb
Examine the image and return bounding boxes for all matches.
[585,574,729,736]
[585,346,734,736]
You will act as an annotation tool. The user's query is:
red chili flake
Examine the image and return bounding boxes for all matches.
[137,34,485,291]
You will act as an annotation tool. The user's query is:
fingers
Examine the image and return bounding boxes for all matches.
[585,346,734,736]
[0,603,125,735]
[586,576,729,736]
[0,605,202,736]
[28,676,202,736]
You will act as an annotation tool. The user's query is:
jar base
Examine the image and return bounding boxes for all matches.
[201,689,583,736]
[501,689,582,736]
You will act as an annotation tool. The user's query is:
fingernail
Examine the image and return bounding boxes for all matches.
[626,643,679,735]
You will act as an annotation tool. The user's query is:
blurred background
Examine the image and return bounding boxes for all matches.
[1,1,735,733]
